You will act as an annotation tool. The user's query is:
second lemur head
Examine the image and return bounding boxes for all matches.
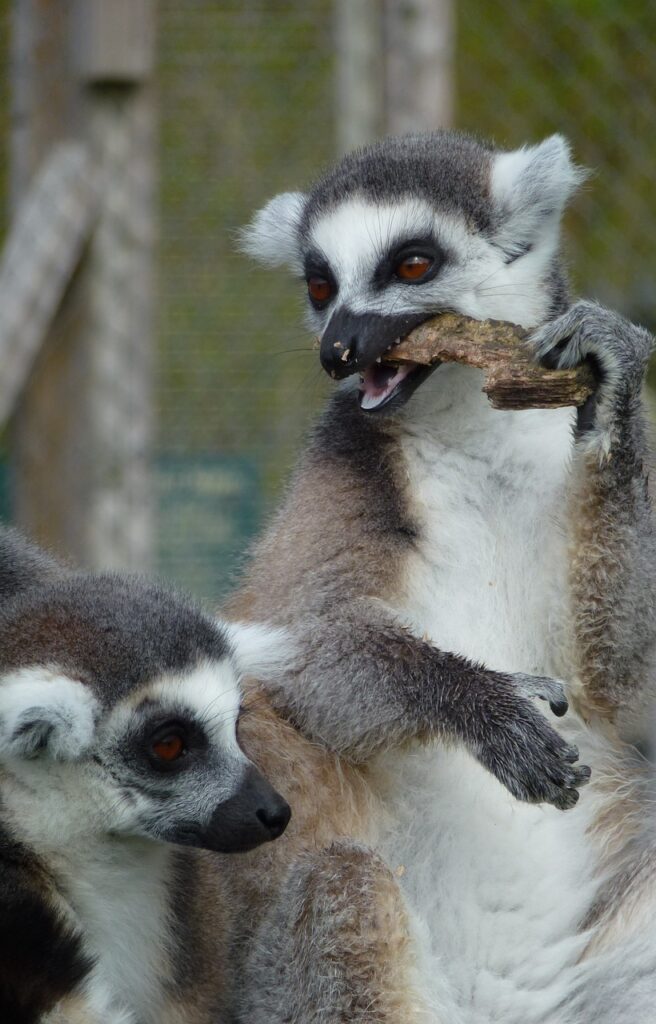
[241,130,585,413]
[0,573,291,855]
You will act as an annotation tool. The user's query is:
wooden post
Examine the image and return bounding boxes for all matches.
[335,0,454,153]
[334,0,385,154]
[9,0,156,572]
[384,0,455,133]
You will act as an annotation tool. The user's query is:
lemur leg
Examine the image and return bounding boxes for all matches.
[263,601,590,809]
[238,841,433,1024]
[532,301,656,724]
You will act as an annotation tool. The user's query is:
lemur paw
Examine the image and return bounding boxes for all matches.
[529,300,653,440]
[478,673,591,811]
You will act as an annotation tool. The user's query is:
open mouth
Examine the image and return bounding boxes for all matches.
[358,360,422,412]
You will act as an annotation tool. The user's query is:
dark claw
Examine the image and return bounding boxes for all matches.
[550,697,569,717]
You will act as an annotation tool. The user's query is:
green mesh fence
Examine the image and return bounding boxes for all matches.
[0,2,654,602]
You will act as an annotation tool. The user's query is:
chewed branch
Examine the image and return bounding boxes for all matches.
[385,313,596,410]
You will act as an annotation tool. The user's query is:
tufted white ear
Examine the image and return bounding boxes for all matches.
[238,191,307,271]
[0,668,99,761]
[490,135,587,260]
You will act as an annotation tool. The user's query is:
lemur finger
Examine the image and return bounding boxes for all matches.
[554,787,580,811]
[549,760,590,806]
[538,337,576,371]
[553,765,591,810]
[528,303,592,363]
[513,673,569,717]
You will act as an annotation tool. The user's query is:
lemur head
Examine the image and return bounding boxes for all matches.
[242,130,585,413]
[0,574,291,855]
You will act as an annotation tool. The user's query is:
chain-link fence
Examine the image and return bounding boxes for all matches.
[1,0,655,604]
[157,0,334,601]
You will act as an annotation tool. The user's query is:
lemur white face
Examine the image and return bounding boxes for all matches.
[242,133,585,414]
[0,658,290,855]
[305,195,553,411]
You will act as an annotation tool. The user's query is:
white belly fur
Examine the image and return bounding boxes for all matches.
[372,367,602,1022]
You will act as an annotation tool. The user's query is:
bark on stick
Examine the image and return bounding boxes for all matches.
[387,313,596,410]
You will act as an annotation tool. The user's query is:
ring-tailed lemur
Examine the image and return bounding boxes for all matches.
[0,528,291,1024]
[217,131,656,1022]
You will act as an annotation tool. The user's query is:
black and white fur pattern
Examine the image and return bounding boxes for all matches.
[233,131,656,1022]
[0,528,291,1024]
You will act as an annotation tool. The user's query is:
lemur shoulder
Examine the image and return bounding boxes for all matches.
[0,527,291,1024]
[217,131,656,1023]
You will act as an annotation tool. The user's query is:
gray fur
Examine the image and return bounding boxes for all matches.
[301,131,495,234]
[0,570,230,707]
[0,526,289,1023]
[264,605,588,809]
[240,841,426,1024]
[233,384,588,808]
[532,300,656,725]
[230,130,656,1021]
[0,527,68,602]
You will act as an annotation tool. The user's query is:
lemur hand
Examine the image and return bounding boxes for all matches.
[530,300,653,440]
[475,672,591,811]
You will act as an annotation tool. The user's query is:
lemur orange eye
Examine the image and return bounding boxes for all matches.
[307,276,333,304]
[395,255,433,281]
[152,734,185,762]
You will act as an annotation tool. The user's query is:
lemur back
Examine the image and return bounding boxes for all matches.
[220,131,656,1022]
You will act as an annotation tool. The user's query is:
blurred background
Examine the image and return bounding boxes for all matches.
[0,0,653,604]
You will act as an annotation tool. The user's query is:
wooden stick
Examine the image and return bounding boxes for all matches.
[386,313,596,410]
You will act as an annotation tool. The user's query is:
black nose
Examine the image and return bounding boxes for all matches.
[320,308,432,380]
[199,766,291,854]
[256,798,291,839]
[320,309,385,379]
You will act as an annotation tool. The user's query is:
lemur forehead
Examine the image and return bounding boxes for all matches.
[129,659,241,750]
[307,197,471,285]
[0,573,232,707]
[300,130,495,238]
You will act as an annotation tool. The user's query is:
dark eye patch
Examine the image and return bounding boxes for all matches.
[303,249,338,311]
[124,707,209,775]
[373,236,447,289]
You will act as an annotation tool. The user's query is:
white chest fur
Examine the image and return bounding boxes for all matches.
[374,368,599,1022]
[58,840,172,1023]
[396,365,574,675]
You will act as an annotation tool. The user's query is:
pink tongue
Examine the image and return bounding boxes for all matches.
[359,362,417,410]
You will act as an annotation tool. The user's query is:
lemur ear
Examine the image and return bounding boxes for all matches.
[0,669,98,761]
[490,135,587,259]
[238,192,307,271]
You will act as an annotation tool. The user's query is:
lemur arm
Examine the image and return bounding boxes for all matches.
[532,301,656,723]
[260,598,589,809]
[237,840,430,1024]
